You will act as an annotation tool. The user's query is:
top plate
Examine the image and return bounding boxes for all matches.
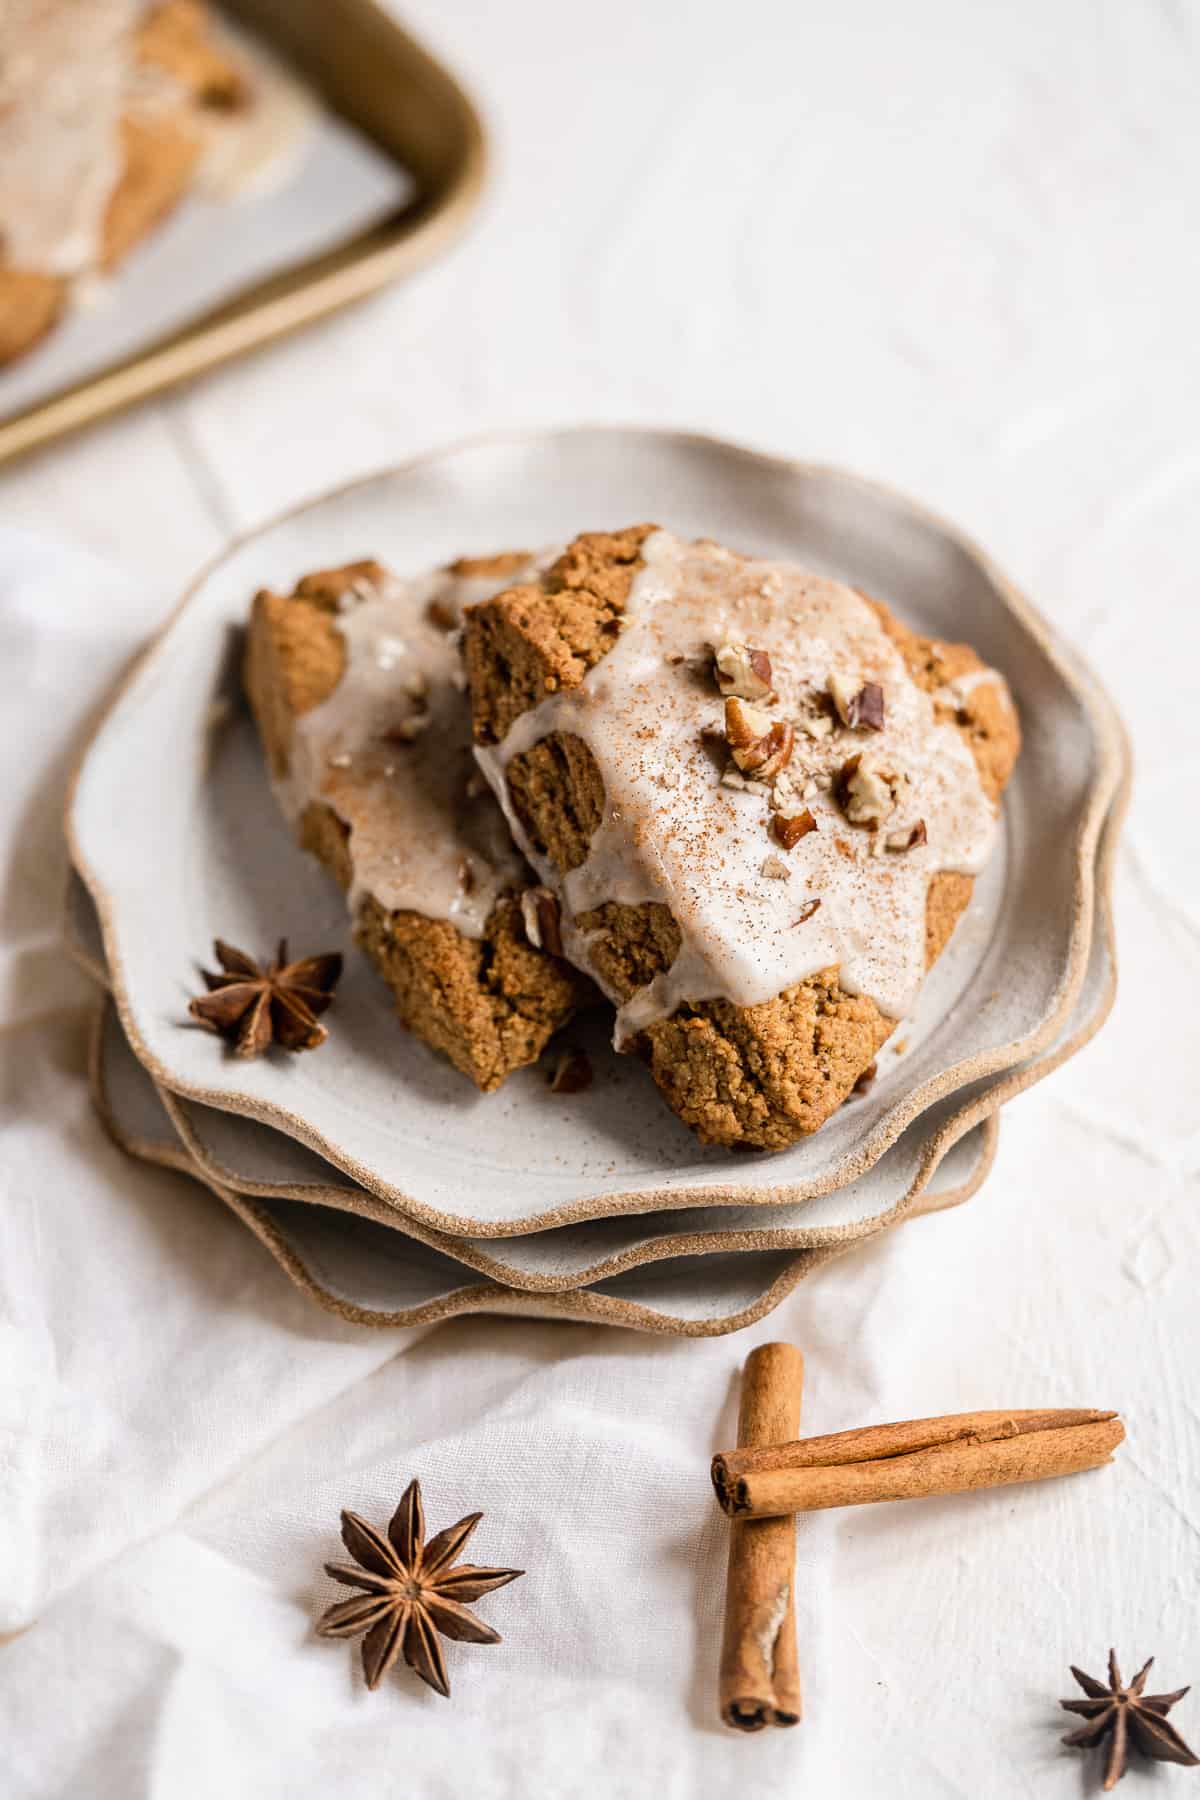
[67,427,1123,1233]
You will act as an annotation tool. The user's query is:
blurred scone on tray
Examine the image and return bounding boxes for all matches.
[0,0,259,365]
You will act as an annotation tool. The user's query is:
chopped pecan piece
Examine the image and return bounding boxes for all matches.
[713,642,776,702]
[520,886,564,958]
[885,819,927,852]
[724,698,795,780]
[548,1048,593,1093]
[829,672,885,731]
[770,770,797,809]
[425,596,459,632]
[838,753,903,828]
[771,808,817,850]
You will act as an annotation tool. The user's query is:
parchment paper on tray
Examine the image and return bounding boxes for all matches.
[0,21,412,421]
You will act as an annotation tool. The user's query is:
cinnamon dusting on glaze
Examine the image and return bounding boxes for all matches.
[476,531,1009,1034]
[280,557,553,938]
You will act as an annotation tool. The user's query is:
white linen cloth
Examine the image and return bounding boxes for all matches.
[3,1,1200,1794]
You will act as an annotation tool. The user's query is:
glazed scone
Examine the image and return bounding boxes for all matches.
[243,555,592,1092]
[463,527,1021,1149]
[0,0,246,366]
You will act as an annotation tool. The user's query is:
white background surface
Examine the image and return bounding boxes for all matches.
[2,2,1199,1796]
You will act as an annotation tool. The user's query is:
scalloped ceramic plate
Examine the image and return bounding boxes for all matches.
[67,428,1124,1235]
[66,734,1125,1290]
[89,998,999,1334]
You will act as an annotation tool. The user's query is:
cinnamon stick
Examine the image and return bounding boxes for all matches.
[717,1342,804,1730]
[712,1407,1124,1518]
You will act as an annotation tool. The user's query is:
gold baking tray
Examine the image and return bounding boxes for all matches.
[0,0,485,466]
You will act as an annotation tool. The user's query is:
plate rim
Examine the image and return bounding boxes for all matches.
[65,425,1127,1232]
[88,1000,1000,1335]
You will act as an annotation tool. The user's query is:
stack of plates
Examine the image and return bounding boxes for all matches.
[65,430,1128,1336]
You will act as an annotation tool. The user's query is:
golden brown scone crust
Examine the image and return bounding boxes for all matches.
[0,270,65,366]
[464,526,655,745]
[0,1,244,366]
[133,0,248,107]
[243,557,588,1093]
[99,112,204,271]
[866,597,1019,804]
[464,532,1022,1148]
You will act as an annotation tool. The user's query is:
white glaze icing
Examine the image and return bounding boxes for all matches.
[934,665,1010,712]
[194,22,315,202]
[0,0,140,274]
[0,3,311,283]
[477,530,1009,1037]
[280,559,546,939]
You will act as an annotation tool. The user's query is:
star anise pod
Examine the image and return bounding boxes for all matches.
[316,1480,523,1697]
[188,938,342,1058]
[1061,1649,1199,1789]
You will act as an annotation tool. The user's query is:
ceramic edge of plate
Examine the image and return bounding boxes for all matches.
[87,1001,999,1335]
[153,1050,1001,1290]
[81,956,1006,1293]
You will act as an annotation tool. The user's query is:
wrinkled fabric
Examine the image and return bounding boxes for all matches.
[4,0,1200,1792]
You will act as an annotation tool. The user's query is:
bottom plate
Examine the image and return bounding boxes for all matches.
[90,1000,999,1335]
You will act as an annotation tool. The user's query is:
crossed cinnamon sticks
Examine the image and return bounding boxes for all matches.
[715,1343,1125,1731]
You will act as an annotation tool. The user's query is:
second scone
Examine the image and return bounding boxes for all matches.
[463,526,1021,1150]
[243,553,591,1091]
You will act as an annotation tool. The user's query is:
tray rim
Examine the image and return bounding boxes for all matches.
[88,1000,1000,1336]
[65,425,1128,1234]
[0,0,486,467]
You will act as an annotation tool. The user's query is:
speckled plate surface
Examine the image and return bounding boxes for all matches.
[90,998,999,1334]
[67,428,1125,1235]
